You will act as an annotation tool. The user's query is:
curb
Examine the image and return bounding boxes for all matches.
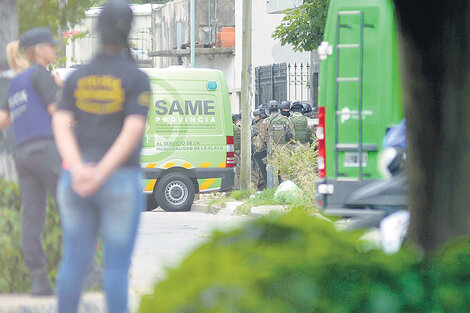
[190,199,211,213]
[191,200,245,215]
[0,293,105,313]
[249,205,288,217]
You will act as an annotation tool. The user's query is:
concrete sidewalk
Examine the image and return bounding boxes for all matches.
[0,293,105,313]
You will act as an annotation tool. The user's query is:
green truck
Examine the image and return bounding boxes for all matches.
[141,68,235,212]
[316,0,404,215]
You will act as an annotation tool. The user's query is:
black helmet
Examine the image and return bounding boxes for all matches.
[232,113,241,123]
[280,101,291,117]
[97,0,133,46]
[253,109,261,117]
[258,103,268,118]
[291,100,303,113]
[268,100,279,112]
[280,100,291,110]
[303,102,312,114]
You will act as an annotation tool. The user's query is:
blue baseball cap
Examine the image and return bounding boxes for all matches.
[19,27,58,49]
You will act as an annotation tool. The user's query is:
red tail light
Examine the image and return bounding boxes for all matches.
[317,107,326,178]
[226,136,235,168]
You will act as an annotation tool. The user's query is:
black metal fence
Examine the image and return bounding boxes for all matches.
[255,62,318,108]
[287,63,310,103]
[254,63,287,108]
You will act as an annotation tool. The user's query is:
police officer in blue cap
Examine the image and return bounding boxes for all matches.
[0,27,60,296]
[53,1,150,312]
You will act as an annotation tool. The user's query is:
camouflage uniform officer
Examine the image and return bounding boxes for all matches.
[302,102,313,118]
[232,113,241,189]
[251,109,266,190]
[258,103,269,120]
[303,102,317,130]
[259,100,295,185]
[280,100,291,117]
[290,100,314,144]
[260,100,295,150]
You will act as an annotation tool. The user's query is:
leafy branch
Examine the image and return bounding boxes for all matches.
[272,0,330,52]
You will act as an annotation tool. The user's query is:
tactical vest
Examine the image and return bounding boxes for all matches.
[267,114,289,145]
[290,114,310,143]
[7,67,53,146]
[233,123,241,152]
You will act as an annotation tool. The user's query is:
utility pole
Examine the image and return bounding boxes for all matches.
[240,0,252,189]
[190,0,196,67]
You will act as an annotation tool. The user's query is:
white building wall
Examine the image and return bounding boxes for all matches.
[232,0,243,112]
[152,0,190,68]
[229,0,309,111]
[252,0,309,67]
[66,4,153,67]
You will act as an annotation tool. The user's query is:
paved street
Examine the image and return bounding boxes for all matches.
[0,202,251,313]
[129,207,250,310]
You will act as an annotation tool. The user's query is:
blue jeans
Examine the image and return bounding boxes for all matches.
[57,168,144,313]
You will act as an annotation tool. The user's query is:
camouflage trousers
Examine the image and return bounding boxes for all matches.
[252,150,267,190]
[234,152,240,190]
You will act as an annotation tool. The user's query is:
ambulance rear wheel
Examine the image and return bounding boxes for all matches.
[156,173,195,212]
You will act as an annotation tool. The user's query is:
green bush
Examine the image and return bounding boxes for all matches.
[0,179,62,293]
[428,238,470,312]
[139,209,470,312]
[138,209,434,312]
[269,142,318,211]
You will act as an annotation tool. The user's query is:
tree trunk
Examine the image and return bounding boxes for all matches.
[0,0,18,182]
[393,1,470,253]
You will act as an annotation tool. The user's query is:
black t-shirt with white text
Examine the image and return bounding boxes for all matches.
[58,54,150,168]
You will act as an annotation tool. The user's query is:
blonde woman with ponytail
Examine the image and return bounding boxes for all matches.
[0,28,61,296]
[6,40,29,73]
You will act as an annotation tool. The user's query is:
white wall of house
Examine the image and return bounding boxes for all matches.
[231,0,243,112]
[66,4,154,67]
[228,0,309,112]
[252,0,309,67]
[152,0,189,69]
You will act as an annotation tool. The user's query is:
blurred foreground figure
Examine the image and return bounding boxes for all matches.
[0,30,60,296]
[52,1,150,312]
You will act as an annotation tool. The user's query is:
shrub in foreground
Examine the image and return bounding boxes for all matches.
[0,179,61,293]
[139,209,445,313]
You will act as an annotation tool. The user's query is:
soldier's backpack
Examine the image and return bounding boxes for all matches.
[267,114,291,145]
[290,114,311,143]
